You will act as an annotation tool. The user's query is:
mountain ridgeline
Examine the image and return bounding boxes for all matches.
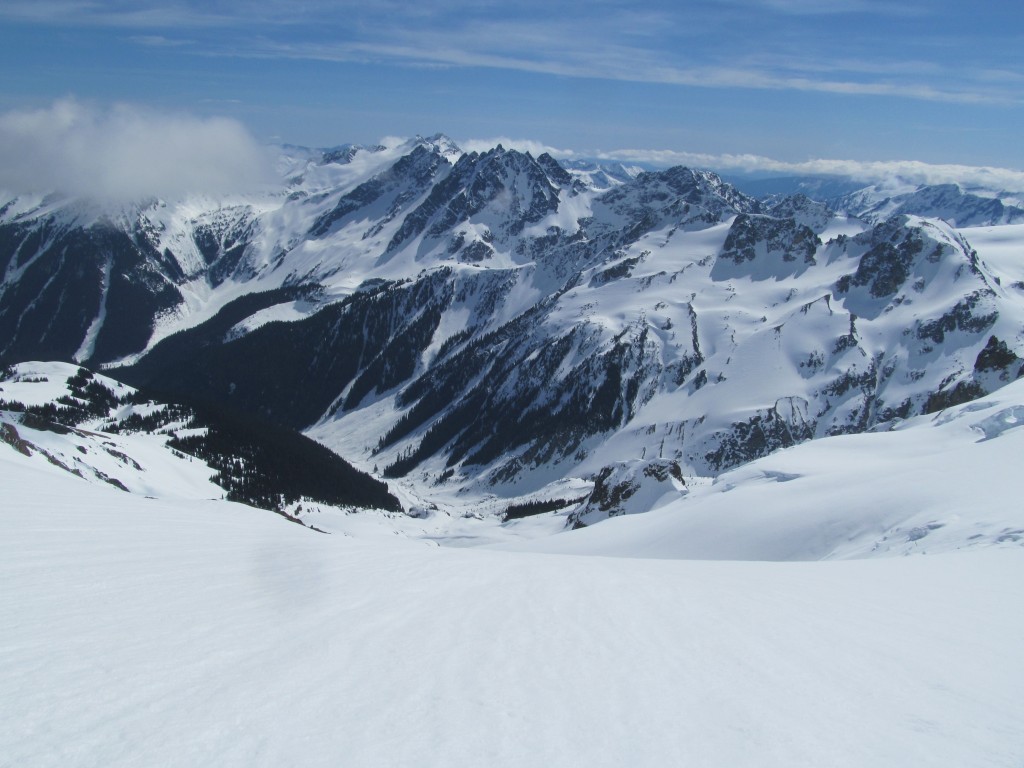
[2,135,1023,509]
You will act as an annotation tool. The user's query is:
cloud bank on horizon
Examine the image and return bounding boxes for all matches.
[591,148,1024,192]
[1,100,1021,202]
[455,136,1024,193]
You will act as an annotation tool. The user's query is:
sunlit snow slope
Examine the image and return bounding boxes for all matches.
[506,378,1024,560]
[2,442,1023,767]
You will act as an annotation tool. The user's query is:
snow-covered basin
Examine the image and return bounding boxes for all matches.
[960,222,1024,285]
[507,378,1024,561]
[2,444,1022,767]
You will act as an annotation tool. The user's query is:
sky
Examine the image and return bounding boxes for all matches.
[0,0,1022,188]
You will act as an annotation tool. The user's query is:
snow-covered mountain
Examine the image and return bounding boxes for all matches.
[519,376,1024,552]
[3,136,1024,516]
[833,182,1024,227]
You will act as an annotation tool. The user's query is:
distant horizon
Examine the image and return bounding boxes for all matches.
[3,101,1024,202]
[1,1,1021,170]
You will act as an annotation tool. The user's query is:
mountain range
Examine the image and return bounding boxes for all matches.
[4,134,1024,767]
[2,134,1023,517]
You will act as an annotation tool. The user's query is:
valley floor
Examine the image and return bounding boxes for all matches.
[2,449,1022,767]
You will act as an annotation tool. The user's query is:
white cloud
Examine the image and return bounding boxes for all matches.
[594,148,1024,193]
[127,35,195,47]
[0,99,275,200]
[376,135,413,151]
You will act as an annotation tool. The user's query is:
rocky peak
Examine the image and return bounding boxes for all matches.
[561,160,641,191]
[586,166,759,248]
[765,193,835,233]
[309,143,453,239]
[385,146,564,255]
[535,153,574,188]
[412,133,463,163]
[832,215,976,306]
[567,459,686,528]
[712,213,820,281]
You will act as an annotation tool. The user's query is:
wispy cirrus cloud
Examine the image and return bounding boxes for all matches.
[127,34,195,47]
[2,1,1020,110]
[0,1,96,24]
[0,0,250,28]
[246,32,1018,107]
[733,0,926,15]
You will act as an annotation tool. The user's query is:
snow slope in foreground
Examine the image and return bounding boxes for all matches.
[2,439,1023,766]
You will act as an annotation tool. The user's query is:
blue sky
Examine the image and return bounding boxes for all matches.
[1,0,1022,177]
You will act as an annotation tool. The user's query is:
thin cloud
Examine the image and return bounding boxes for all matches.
[0,1,244,28]
[0,1,95,23]
[594,148,1024,192]
[720,0,930,16]
[749,0,907,14]
[0,99,275,201]
[243,33,1019,107]
[3,1,1015,106]
[127,35,195,47]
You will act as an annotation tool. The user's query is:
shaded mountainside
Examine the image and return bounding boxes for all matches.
[0,211,183,365]
[0,362,400,514]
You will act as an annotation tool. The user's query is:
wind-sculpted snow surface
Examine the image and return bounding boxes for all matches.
[3,136,1024,508]
[2,424,1023,767]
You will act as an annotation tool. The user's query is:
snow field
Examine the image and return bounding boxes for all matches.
[509,378,1024,561]
[2,445,1023,767]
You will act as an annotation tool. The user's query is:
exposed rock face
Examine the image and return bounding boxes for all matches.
[310,144,451,239]
[712,213,820,281]
[765,194,835,233]
[568,459,686,528]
